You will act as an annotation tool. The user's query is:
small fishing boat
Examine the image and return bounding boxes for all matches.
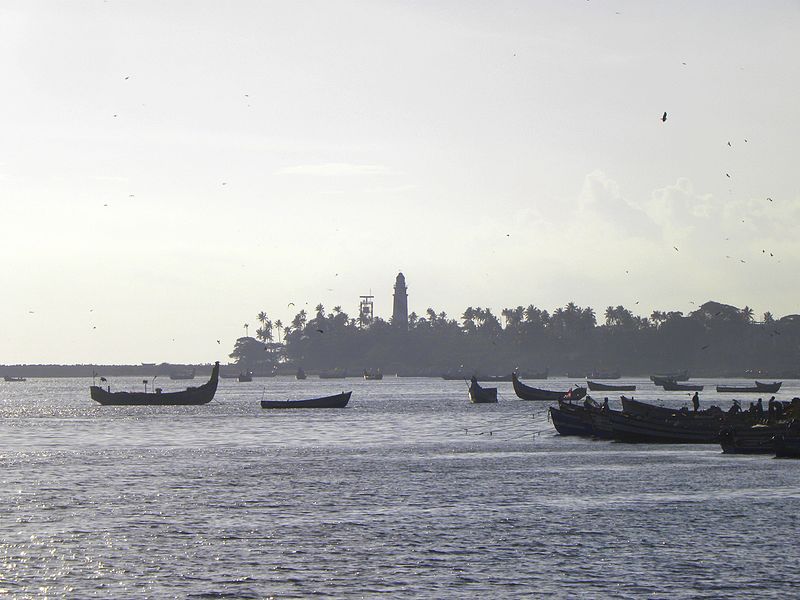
[774,431,800,458]
[295,367,307,380]
[719,424,785,454]
[91,362,219,406]
[363,369,383,380]
[468,377,497,403]
[607,410,722,444]
[661,380,704,391]
[716,381,782,393]
[512,373,586,402]
[549,404,595,436]
[3,376,26,382]
[261,391,351,409]
[587,370,621,380]
[650,370,690,383]
[587,380,635,392]
[238,371,253,382]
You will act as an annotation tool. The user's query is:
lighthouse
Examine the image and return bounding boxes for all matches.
[392,272,408,330]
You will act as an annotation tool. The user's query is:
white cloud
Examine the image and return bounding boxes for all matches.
[275,163,391,176]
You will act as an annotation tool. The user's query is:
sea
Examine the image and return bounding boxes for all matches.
[1,375,799,599]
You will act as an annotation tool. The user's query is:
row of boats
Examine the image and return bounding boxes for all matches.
[90,363,351,408]
[549,395,800,458]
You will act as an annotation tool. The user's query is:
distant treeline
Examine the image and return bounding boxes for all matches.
[230,300,800,377]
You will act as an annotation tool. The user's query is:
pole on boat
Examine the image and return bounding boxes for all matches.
[143,379,148,393]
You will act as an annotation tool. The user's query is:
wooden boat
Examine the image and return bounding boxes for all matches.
[363,369,383,380]
[468,378,497,403]
[549,405,594,436]
[650,370,689,383]
[588,370,621,380]
[443,369,547,382]
[716,381,782,393]
[295,367,307,380]
[169,368,196,380]
[91,362,219,406]
[719,424,785,454]
[607,410,722,444]
[238,371,253,382]
[261,391,351,409]
[3,376,26,382]
[661,380,704,391]
[587,380,635,392]
[319,369,347,379]
[512,373,586,402]
[774,431,800,458]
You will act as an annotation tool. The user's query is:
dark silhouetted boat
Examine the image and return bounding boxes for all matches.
[606,410,722,444]
[588,370,621,380]
[719,422,792,454]
[238,371,253,382]
[716,381,782,393]
[91,362,219,406]
[295,367,307,380]
[363,369,383,380]
[468,377,497,403]
[512,373,586,402]
[549,404,595,436]
[587,380,635,392]
[774,430,800,458]
[3,376,26,382]
[661,380,704,391]
[261,391,351,409]
[650,370,690,384]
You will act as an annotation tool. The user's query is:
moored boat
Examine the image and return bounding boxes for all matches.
[295,367,307,380]
[468,377,498,403]
[719,424,785,454]
[650,370,690,383]
[238,371,253,382]
[169,368,196,380]
[91,362,219,406]
[587,380,635,392]
[661,380,704,391]
[261,391,351,409]
[3,376,26,382]
[607,410,722,444]
[774,431,800,458]
[549,404,595,436]
[363,369,383,380]
[512,373,586,402]
[716,381,782,393]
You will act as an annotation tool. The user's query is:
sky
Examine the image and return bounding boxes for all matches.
[1,1,799,364]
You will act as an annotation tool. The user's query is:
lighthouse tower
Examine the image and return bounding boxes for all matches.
[392,272,408,330]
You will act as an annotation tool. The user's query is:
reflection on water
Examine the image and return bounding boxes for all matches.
[1,377,799,598]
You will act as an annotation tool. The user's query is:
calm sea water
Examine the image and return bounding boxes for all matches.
[1,376,799,599]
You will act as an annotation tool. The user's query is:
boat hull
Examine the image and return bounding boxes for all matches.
[91,363,219,406]
[512,374,586,402]
[587,381,635,392]
[261,391,352,409]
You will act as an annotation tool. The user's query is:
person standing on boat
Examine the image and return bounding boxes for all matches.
[692,391,700,412]
[756,398,764,417]
[768,397,776,421]
[602,398,610,411]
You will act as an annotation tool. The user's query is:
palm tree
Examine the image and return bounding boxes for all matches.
[275,319,283,343]
[763,312,774,325]
[741,306,754,323]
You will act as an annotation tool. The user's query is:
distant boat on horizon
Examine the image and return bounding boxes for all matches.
[169,367,196,380]
[3,375,26,382]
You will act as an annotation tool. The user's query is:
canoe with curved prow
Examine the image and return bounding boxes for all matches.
[91,362,219,406]
[512,373,586,402]
[661,380,704,391]
[468,378,497,403]
[261,391,351,409]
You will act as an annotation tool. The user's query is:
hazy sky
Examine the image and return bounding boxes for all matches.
[2,1,799,364]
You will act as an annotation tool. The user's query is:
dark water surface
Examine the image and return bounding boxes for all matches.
[1,376,799,598]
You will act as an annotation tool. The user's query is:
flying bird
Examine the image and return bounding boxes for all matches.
[287,302,295,307]
[726,173,731,178]
[216,340,220,344]
[701,344,710,350]
[316,329,324,334]
[727,141,731,147]
[767,197,773,202]
[661,112,667,122]
[100,377,107,382]
[673,246,679,251]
